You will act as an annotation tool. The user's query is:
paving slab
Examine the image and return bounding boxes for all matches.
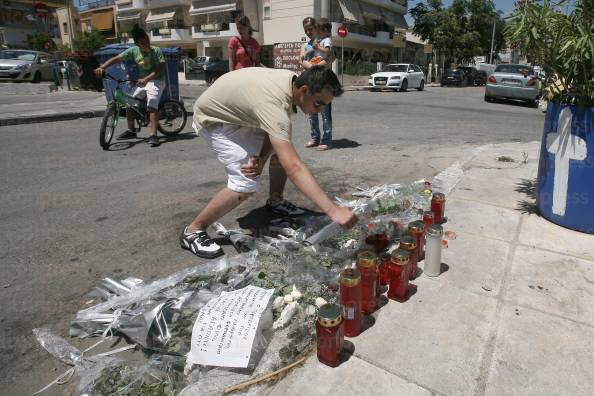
[484,305,594,396]
[268,355,431,396]
[519,214,594,261]
[445,198,522,242]
[438,232,510,296]
[504,245,594,326]
[351,279,497,395]
[449,166,536,209]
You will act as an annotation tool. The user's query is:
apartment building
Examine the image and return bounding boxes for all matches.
[114,0,408,63]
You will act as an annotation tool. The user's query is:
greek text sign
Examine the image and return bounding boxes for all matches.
[272,42,304,73]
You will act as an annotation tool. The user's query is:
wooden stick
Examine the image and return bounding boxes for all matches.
[223,355,309,394]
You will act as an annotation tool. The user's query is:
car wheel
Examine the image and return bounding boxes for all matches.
[528,99,539,108]
[32,72,41,84]
[484,94,493,102]
[417,80,424,91]
[400,79,408,92]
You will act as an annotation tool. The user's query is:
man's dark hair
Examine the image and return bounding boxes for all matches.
[295,66,343,97]
[131,26,149,44]
[302,17,316,27]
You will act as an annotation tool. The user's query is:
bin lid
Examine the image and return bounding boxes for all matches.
[95,44,181,58]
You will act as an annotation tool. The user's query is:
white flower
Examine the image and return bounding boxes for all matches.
[273,296,285,310]
[273,302,299,329]
[314,297,327,308]
[290,285,302,300]
[283,294,293,303]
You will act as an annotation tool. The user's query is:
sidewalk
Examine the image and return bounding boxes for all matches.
[261,141,594,396]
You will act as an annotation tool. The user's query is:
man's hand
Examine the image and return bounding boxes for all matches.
[328,205,358,229]
[240,156,261,180]
[137,77,148,87]
[94,67,104,78]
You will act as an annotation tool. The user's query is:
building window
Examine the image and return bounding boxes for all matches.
[63,22,69,34]
[263,2,271,19]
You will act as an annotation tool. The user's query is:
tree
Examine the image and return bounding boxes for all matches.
[26,32,53,51]
[73,30,106,52]
[410,0,506,64]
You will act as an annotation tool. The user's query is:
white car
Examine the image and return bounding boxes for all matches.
[0,50,55,83]
[369,63,426,92]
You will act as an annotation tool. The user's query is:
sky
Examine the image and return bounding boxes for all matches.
[405,0,518,24]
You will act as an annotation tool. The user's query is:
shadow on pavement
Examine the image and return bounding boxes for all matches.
[331,138,361,149]
[515,178,539,214]
[106,132,198,151]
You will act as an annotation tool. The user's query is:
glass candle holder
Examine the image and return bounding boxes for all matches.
[408,220,425,261]
[356,250,378,314]
[365,232,390,254]
[316,303,344,367]
[378,253,391,286]
[423,210,434,230]
[387,249,410,300]
[431,193,446,224]
[424,224,443,277]
[399,235,418,280]
[339,268,362,337]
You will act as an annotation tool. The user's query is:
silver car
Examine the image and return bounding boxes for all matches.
[484,64,540,107]
[0,50,55,83]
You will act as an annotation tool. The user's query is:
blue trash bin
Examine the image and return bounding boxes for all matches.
[94,44,181,103]
[536,103,594,234]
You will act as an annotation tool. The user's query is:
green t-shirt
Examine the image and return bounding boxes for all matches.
[120,46,165,79]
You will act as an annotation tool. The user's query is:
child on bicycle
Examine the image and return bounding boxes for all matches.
[94,27,165,147]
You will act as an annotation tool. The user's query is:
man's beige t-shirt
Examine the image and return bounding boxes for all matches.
[193,68,297,141]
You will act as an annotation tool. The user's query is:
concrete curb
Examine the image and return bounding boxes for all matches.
[0,109,195,127]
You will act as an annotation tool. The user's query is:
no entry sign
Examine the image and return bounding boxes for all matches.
[337,25,348,38]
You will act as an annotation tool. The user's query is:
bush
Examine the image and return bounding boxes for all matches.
[73,30,106,52]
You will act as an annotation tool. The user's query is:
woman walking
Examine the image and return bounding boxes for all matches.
[228,16,261,71]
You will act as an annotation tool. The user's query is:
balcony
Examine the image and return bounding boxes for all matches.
[150,26,193,42]
[331,22,392,46]
[191,22,239,40]
[362,0,407,15]
[146,0,190,10]
[116,0,146,12]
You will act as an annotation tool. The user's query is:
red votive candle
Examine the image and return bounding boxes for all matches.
[387,249,410,300]
[356,250,378,314]
[431,193,446,224]
[408,220,425,261]
[423,210,434,230]
[339,268,362,337]
[316,303,344,367]
[399,235,418,280]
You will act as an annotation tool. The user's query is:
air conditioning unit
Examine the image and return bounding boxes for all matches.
[200,23,221,32]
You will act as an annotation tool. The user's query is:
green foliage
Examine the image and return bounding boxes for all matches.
[410,0,506,63]
[73,30,106,52]
[505,0,594,105]
[25,32,52,51]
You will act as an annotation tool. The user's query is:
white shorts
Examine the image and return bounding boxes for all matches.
[131,80,165,110]
[199,124,266,193]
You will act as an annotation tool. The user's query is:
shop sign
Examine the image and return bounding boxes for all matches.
[423,44,433,54]
[272,42,303,73]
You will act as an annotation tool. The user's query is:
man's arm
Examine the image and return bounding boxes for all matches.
[138,62,164,86]
[268,136,357,228]
[94,55,123,77]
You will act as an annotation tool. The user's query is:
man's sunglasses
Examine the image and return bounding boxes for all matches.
[313,99,329,109]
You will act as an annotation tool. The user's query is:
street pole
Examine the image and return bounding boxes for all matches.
[489,16,496,64]
[341,36,344,86]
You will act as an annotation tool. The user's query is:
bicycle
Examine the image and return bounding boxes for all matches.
[99,73,187,150]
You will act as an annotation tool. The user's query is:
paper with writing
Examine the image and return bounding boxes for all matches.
[187,285,274,367]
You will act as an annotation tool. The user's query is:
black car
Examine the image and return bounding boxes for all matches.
[441,69,467,87]
[204,60,229,85]
[474,70,488,86]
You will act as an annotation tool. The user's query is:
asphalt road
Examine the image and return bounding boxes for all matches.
[0,85,545,395]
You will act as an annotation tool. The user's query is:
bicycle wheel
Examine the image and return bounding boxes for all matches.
[99,104,119,150]
[157,100,187,135]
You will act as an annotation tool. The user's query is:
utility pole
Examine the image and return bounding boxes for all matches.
[489,15,496,64]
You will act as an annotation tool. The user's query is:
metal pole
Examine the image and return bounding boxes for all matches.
[489,16,496,64]
[341,36,344,86]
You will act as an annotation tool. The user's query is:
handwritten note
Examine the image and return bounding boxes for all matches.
[187,285,274,367]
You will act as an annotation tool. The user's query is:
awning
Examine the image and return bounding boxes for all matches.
[359,2,382,21]
[189,0,237,15]
[337,0,363,24]
[383,11,408,29]
[117,12,142,21]
[146,8,179,23]
[91,11,114,31]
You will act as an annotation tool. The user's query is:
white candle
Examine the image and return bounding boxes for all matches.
[424,224,443,277]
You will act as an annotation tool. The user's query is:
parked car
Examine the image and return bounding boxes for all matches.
[204,59,229,85]
[474,70,488,86]
[458,66,479,85]
[441,68,467,87]
[0,50,55,83]
[368,63,426,92]
[484,64,540,107]
[194,56,221,69]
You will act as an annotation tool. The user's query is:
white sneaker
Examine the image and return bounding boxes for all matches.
[180,228,223,258]
[266,199,305,216]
